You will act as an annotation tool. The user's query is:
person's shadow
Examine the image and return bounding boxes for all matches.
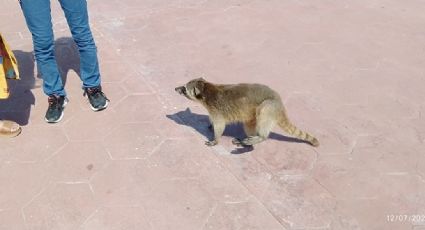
[0,50,36,125]
[0,37,80,125]
[54,37,80,85]
[166,108,306,154]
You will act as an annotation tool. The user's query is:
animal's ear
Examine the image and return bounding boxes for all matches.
[194,87,201,97]
[194,80,205,99]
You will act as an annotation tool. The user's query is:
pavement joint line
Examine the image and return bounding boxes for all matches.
[205,146,289,229]
[42,141,69,162]
[88,182,96,196]
[200,203,218,230]
[147,139,166,158]
[56,181,91,184]
[79,208,99,228]
[313,177,337,199]
[21,181,53,228]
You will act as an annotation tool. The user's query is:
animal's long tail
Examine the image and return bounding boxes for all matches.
[277,111,320,147]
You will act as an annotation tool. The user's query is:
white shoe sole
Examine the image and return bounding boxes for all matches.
[90,99,109,112]
[45,98,68,123]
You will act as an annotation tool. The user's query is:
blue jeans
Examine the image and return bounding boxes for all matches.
[20,0,101,96]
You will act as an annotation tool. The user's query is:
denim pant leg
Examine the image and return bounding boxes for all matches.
[59,0,101,88]
[20,0,66,96]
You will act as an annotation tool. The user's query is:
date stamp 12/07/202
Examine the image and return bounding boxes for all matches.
[387,214,425,224]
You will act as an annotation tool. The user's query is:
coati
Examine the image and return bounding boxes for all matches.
[175,78,319,147]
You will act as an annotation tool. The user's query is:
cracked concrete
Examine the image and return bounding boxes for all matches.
[1,0,425,229]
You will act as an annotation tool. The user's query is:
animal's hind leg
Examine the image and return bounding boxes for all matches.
[243,119,257,136]
[232,119,256,145]
[233,100,278,146]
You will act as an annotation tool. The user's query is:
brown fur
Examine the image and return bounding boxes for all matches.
[175,78,319,147]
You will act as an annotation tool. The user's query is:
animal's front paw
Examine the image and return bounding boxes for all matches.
[205,140,218,146]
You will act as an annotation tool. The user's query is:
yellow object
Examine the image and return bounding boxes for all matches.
[0,33,20,99]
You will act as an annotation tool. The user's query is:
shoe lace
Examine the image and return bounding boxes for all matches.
[85,87,109,101]
[48,96,59,109]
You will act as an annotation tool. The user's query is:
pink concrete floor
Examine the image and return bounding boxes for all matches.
[1,0,425,229]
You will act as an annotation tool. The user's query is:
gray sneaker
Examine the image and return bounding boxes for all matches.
[84,86,109,111]
[45,95,68,123]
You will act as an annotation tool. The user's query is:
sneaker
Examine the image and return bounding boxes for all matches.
[84,86,109,111]
[45,95,68,123]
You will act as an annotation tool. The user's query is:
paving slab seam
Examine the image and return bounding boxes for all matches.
[200,202,218,230]
[20,181,54,229]
[79,208,100,228]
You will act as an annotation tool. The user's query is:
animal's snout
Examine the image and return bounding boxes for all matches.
[175,86,186,95]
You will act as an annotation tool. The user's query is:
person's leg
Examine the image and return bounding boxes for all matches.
[58,0,100,88]
[58,0,108,111]
[20,0,68,123]
[19,0,66,96]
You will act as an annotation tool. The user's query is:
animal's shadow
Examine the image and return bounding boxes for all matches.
[166,108,306,154]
